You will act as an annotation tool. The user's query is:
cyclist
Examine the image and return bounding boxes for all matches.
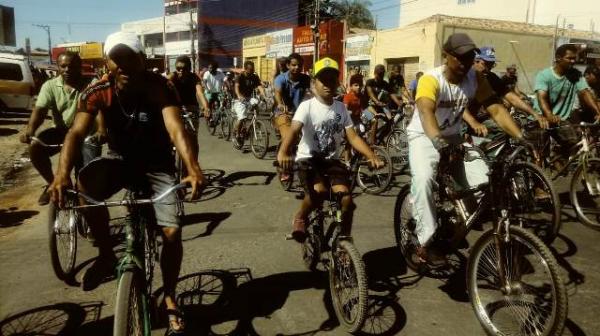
[277,57,383,242]
[388,64,412,105]
[19,51,102,205]
[364,64,405,144]
[232,60,267,146]
[49,32,206,335]
[202,60,225,125]
[577,64,600,122]
[273,53,311,140]
[407,33,527,267]
[343,73,368,127]
[463,46,550,138]
[223,71,236,98]
[533,44,600,162]
[500,64,524,97]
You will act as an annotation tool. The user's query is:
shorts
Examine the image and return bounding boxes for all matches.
[78,154,181,228]
[361,109,375,123]
[36,127,101,169]
[233,99,249,121]
[297,158,351,194]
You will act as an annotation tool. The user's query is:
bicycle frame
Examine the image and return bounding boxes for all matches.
[549,125,597,180]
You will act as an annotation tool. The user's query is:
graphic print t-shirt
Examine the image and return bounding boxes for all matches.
[293,97,354,160]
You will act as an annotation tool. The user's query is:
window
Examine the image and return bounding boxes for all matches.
[0,63,23,81]
[458,0,475,4]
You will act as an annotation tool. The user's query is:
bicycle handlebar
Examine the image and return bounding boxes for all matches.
[65,183,189,209]
[30,136,62,148]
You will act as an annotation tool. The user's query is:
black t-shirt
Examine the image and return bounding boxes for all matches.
[170,73,201,106]
[365,78,393,104]
[501,74,518,92]
[486,72,510,97]
[237,72,262,98]
[388,74,405,94]
[80,72,178,170]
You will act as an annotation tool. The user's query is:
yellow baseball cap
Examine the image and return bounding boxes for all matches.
[313,57,339,77]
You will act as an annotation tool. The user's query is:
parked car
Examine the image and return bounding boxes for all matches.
[0,53,35,113]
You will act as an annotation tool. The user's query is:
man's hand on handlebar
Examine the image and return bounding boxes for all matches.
[367,156,385,169]
[181,171,207,201]
[277,151,294,172]
[535,115,550,129]
[471,122,489,137]
[49,174,73,209]
[545,113,561,125]
[19,130,32,144]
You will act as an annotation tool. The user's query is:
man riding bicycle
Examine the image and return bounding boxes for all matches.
[49,32,206,335]
[364,64,405,144]
[277,57,383,242]
[407,33,527,267]
[232,60,267,146]
[202,60,225,125]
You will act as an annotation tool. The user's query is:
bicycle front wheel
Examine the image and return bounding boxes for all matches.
[570,158,600,230]
[114,270,147,336]
[250,119,269,159]
[385,128,409,172]
[467,226,567,336]
[356,146,393,194]
[329,239,368,333]
[48,198,78,280]
[220,109,232,141]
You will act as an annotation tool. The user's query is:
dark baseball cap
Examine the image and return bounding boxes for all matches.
[443,33,479,56]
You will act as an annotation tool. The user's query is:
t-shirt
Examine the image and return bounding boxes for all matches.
[533,67,589,120]
[170,72,201,106]
[365,78,393,104]
[274,71,311,112]
[203,70,225,93]
[486,72,510,97]
[79,72,178,170]
[35,76,89,129]
[343,91,367,118]
[237,72,262,98]
[389,74,405,94]
[293,97,353,161]
[407,66,495,141]
[501,74,518,92]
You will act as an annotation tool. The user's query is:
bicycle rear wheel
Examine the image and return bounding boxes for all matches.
[505,161,561,244]
[48,196,78,280]
[570,158,600,230]
[329,239,368,333]
[356,146,393,194]
[114,270,147,336]
[467,226,567,336]
[250,119,269,159]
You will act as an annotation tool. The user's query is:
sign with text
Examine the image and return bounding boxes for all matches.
[265,28,292,59]
[345,34,371,61]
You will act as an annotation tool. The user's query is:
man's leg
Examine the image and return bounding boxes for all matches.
[329,161,354,236]
[30,128,64,204]
[293,166,326,241]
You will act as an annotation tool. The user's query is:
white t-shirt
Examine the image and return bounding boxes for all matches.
[203,70,225,93]
[406,66,491,140]
[293,97,353,161]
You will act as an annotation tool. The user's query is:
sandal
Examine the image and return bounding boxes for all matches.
[165,308,185,336]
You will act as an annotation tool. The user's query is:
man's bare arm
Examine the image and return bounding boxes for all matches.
[416,97,441,140]
[487,103,522,138]
[578,89,600,118]
[20,106,49,143]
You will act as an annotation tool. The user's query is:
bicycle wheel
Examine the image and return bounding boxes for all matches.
[48,197,78,280]
[467,226,567,336]
[220,109,232,141]
[570,158,600,230]
[329,239,368,333]
[385,128,409,172]
[393,186,423,272]
[250,119,269,159]
[302,212,323,271]
[505,161,561,245]
[114,270,147,336]
[356,146,393,194]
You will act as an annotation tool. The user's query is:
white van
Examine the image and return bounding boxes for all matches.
[0,53,35,112]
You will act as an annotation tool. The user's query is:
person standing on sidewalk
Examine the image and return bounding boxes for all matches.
[20,51,102,205]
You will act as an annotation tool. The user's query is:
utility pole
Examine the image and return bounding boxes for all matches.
[312,0,320,64]
[163,14,167,72]
[33,24,51,64]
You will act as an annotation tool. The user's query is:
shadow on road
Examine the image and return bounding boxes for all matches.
[0,207,39,228]
[0,119,27,126]
[218,171,276,187]
[0,128,18,136]
[550,233,586,291]
[0,301,104,336]
[564,318,588,336]
[182,211,231,241]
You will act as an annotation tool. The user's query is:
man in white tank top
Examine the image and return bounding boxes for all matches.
[408,33,527,267]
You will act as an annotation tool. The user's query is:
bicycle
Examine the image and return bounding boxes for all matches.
[394,144,567,335]
[275,161,368,333]
[65,183,188,336]
[205,92,232,140]
[233,97,270,159]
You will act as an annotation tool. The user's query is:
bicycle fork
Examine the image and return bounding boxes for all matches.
[493,209,522,296]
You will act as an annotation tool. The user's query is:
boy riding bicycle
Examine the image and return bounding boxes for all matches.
[277,57,383,242]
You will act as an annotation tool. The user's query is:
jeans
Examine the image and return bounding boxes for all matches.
[408,132,489,245]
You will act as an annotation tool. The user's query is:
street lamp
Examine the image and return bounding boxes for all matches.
[33,24,52,64]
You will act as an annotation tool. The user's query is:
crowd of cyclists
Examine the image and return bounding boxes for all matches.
[16,28,600,335]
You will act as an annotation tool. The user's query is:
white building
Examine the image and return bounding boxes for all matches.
[398,0,600,30]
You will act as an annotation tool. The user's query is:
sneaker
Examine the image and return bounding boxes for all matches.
[82,254,117,291]
[291,217,307,243]
[38,185,50,206]
[415,245,447,269]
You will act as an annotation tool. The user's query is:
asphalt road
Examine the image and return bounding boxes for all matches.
[0,113,598,335]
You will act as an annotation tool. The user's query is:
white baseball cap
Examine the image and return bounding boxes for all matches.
[104,31,144,56]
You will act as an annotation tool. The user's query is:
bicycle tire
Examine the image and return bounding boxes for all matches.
[570,158,600,230]
[505,161,561,244]
[220,109,232,141]
[329,239,368,333]
[385,128,409,172]
[393,185,423,272]
[48,199,78,281]
[356,146,393,194]
[250,119,269,159]
[302,213,322,271]
[467,226,567,336]
[114,270,147,336]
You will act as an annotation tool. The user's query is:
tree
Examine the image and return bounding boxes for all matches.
[298,0,376,29]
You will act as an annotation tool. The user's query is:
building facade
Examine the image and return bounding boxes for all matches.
[398,0,600,31]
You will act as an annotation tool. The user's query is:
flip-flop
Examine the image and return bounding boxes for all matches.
[165,308,185,336]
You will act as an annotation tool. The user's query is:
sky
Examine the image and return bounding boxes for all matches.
[5,0,399,50]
